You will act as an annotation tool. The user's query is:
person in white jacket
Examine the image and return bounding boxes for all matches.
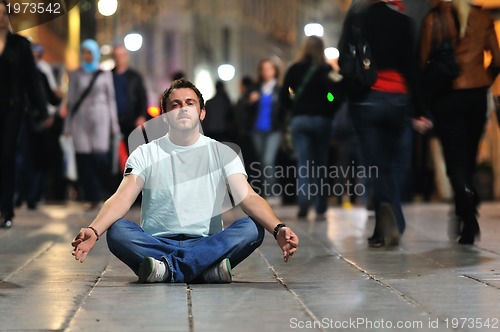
[65,39,120,208]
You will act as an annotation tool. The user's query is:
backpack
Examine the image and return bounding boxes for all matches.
[422,8,460,98]
[339,12,377,97]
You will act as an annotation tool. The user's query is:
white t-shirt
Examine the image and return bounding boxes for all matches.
[124,134,246,237]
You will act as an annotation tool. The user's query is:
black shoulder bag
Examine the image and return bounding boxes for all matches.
[422,10,460,98]
[71,69,103,116]
[339,12,377,97]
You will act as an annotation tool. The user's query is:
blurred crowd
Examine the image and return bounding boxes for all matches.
[1,0,499,246]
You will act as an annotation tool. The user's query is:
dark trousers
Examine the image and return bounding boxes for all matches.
[75,152,111,203]
[0,108,23,219]
[16,123,45,207]
[432,88,488,233]
[350,91,411,234]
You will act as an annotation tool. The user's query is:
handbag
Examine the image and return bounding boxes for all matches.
[423,10,460,98]
[339,12,377,97]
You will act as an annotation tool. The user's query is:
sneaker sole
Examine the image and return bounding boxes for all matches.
[220,258,232,283]
[138,257,153,283]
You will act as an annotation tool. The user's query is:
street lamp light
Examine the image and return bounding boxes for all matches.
[98,0,118,16]
[124,33,143,52]
[304,23,324,37]
[217,64,235,81]
[324,47,339,60]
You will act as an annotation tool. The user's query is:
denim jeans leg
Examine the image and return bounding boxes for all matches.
[311,118,332,214]
[261,131,282,192]
[106,219,179,282]
[291,117,312,209]
[350,91,408,234]
[107,217,265,283]
[170,216,265,282]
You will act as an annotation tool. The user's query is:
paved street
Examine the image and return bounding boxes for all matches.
[1,202,500,331]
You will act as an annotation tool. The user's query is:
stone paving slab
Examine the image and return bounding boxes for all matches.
[1,202,500,331]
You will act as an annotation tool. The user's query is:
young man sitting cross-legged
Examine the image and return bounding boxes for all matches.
[71,79,299,283]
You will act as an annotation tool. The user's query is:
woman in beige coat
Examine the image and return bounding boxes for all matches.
[65,39,120,207]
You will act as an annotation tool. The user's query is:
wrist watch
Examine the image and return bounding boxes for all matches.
[273,223,287,239]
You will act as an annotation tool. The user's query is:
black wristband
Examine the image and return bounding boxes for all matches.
[87,226,99,241]
[273,223,287,240]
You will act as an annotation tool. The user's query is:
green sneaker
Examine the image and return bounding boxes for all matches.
[138,257,170,283]
[202,258,232,283]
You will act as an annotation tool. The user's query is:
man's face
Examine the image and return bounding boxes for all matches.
[112,46,129,68]
[165,88,206,132]
[0,3,9,30]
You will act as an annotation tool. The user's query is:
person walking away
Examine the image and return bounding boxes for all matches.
[419,0,500,244]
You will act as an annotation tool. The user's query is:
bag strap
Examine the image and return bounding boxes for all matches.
[292,64,318,105]
[432,8,459,46]
[350,11,365,42]
[71,69,103,116]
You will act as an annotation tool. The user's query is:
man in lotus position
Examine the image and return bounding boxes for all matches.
[71,79,299,283]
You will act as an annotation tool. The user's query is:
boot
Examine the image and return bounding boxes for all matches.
[379,203,400,247]
[457,187,480,245]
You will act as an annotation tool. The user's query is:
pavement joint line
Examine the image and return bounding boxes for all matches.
[186,285,194,332]
[1,242,55,282]
[61,264,109,332]
[475,245,500,256]
[292,222,445,323]
[460,274,500,290]
[256,249,328,332]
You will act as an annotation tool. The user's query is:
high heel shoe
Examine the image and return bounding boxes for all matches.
[458,219,480,245]
[379,203,400,247]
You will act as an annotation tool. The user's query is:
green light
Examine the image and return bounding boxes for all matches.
[327,92,335,102]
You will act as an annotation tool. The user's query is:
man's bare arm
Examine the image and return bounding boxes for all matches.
[71,174,143,262]
[226,174,299,262]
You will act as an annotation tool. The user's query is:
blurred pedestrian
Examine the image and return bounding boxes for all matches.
[248,59,282,203]
[16,43,62,210]
[0,0,51,227]
[112,45,148,149]
[234,75,254,143]
[280,36,342,219]
[203,80,234,142]
[419,0,500,244]
[65,39,120,209]
[338,0,425,246]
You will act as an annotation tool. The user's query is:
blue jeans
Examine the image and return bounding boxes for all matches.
[290,115,332,214]
[106,216,265,283]
[349,91,410,234]
[251,131,282,195]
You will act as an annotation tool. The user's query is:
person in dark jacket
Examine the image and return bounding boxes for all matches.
[280,36,342,219]
[0,0,50,228]
[16,44,62,210]
[112,45,148,146]
[420,0,500,244]
[338,0,422,247]
[203,80,234,142]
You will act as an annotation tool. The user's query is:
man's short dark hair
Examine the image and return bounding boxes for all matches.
[160,79,205,113]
